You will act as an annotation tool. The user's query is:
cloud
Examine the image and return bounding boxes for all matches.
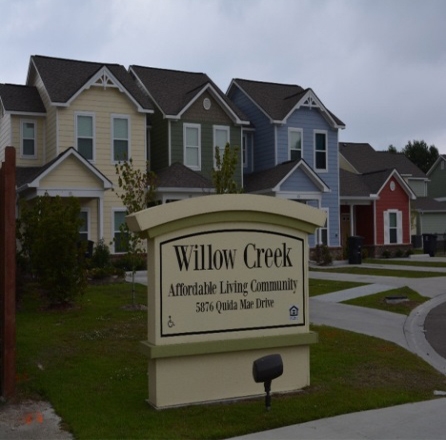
[1,0,446,151]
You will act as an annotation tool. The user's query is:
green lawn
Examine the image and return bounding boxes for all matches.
[12,282,446,439]
[342,286,427,315]
[309,279,367,296]
[364,258,446,269]
[310,266,446,278]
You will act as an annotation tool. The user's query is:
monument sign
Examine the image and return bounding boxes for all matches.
[127,194,325,409]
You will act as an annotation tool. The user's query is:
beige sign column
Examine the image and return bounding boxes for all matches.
[127,194,326,409]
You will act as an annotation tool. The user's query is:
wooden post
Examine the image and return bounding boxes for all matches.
[0,146,16,399]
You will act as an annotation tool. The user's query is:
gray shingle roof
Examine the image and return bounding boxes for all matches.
[30,55,153,111]
[340,168,397,197]
[244,160,299,193]
[156,162,213,190]
[339,142,426,178]
[0,83,46,113]
[412,197,446,212]
[130,65,248,121]
[230,78,345,127]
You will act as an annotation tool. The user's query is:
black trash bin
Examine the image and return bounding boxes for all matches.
[348,236,363,264]
[422,234,437,257]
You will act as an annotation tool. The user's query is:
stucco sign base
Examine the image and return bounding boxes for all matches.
[127,194,326,409]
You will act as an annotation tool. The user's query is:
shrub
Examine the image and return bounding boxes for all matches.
[17,194,86,306]
[382,249,391,259]
[91,239,111,269]
[314,244,333,266]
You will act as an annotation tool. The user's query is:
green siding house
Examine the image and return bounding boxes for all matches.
[130,66,249,202]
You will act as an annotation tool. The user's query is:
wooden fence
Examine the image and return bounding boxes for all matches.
[0,146,16,399]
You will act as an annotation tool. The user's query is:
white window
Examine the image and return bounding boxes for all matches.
[289,128,302,161]
[113,209,128,253]
[213,125,230,167]
[21,120,36,158]
[79,210,89,241]
[318,208,329,246]
[184,123,201,170]
[384,210,402,244]
[314,130,327,171]
[112,115,130,162]
[75,113,95,161]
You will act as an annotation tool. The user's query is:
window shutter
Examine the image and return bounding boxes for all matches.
[397,211,403,244]
[383,211,389,244]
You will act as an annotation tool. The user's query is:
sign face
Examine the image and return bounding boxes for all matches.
[159,228,305,337]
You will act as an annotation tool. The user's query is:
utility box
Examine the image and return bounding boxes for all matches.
[423,233,437,257]
[348,236,363,265]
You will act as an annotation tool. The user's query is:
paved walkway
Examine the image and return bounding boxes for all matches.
[231,258,446,439]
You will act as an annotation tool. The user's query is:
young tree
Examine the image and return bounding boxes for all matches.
[402,140,439,173]
[114,158,157,306]
[17,194,86,306]
[212,143,243,194]
[387,144,398,153]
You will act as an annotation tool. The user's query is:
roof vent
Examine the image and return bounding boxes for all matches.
[203,98,211,110]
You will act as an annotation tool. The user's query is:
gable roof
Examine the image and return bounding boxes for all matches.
[227,78,345,128]
[339,142,427,178]
[0,83,46,114]
[244,159,330,193]
[426,154,446,176]
[130,65,249,124]
[28,55,153,112]
[412,197,446,213]
[340,168,416,200]
[156,162,214,190]
[16,147,113,193]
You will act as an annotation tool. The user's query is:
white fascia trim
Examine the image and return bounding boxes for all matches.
[31,148,113,189]
[377,170,417,200]
[54,67,153,114]
[177,84,249,125]
[273,160,331,193]
[36,188,106,198]
[283,89,344,129]
[426,156,445,176]
[275,191,322,201]
[341,195,379,201]
[129,66,162,113]
[7,111,46,117]
[157,187,215,194]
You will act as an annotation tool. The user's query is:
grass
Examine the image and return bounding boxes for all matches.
[309,279,367,296]
[310,266,446,278]
[364,258,446,269]
[12,281,446,439]
[342,286,428,315]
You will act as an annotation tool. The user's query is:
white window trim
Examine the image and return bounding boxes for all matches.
[314,129,328,172]
[111,114,131,163]
[384,209,403,244]
[213,125,230,168]
[288,128,303,161]
[112,208,127,254]
[183,123,201,171]
[318,207,329,246]
[75,112,96,162]
[20,119,37,159]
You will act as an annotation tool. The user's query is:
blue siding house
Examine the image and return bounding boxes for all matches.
[227,79,345,249]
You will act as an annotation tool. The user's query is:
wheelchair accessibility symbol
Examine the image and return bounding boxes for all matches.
[167,316,175,328]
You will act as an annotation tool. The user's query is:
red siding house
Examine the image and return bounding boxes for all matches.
[339,143,416,257]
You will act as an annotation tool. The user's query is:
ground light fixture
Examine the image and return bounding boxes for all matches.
[252,354,283,411]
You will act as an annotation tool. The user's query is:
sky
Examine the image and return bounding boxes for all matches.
[2,0,446,152]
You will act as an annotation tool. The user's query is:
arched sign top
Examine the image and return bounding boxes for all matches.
[126,194,326,238]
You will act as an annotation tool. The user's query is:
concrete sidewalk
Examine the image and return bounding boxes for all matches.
[231,260,446,439]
